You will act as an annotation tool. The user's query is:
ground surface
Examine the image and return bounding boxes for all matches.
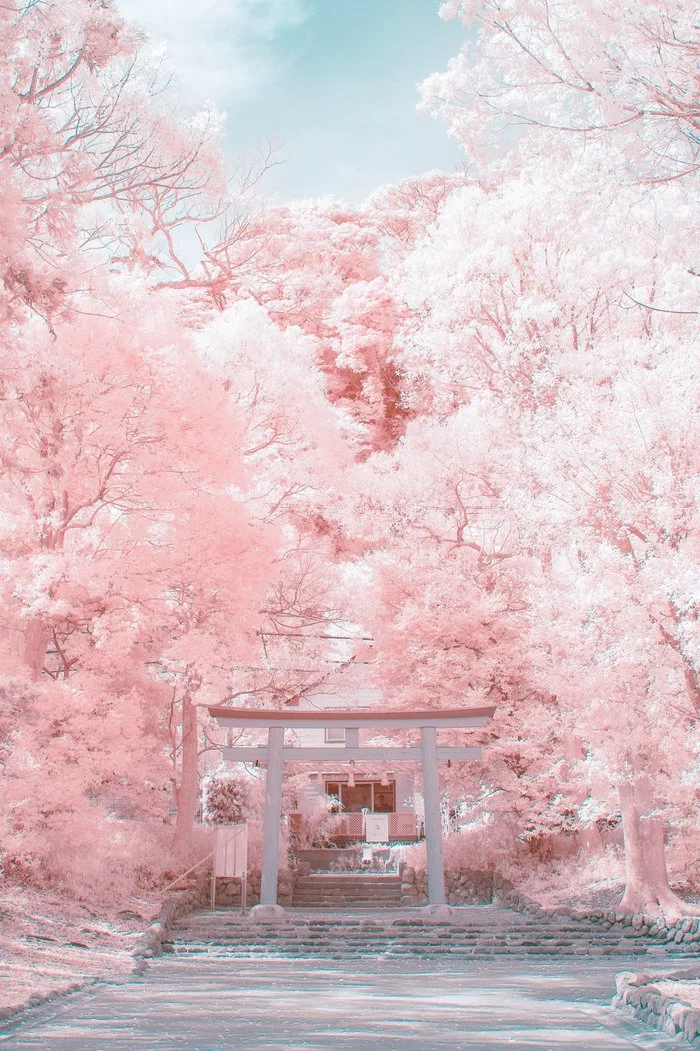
[0,953,687,1050]
[656,980,700,1009]
[0,887,159,1014]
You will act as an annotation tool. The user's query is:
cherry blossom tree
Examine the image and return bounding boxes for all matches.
[3,0,698,920]
[423,0,700,183]
[378,144,699,912]
[0,0,332,883]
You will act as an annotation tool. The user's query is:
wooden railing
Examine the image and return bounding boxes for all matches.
[333,812,364,838]
[389,813,418,838]
[331,812,417,840]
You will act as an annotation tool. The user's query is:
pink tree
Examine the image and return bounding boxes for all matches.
[379,143,699,912]
[369,0,700,914]
[340,401,583,860]
[423,0,700,184]
[0,0,352,884]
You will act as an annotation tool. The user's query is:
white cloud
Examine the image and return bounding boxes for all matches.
[115,0,310,106]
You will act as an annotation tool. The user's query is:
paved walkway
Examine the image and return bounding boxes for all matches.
[0,954,682,1050]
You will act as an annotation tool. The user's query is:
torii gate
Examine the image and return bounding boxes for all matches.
[208,705,496,912]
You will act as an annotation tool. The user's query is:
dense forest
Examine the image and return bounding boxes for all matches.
[1,0,698,920]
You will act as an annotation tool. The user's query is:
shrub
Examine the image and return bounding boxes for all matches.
[202,770,263,825]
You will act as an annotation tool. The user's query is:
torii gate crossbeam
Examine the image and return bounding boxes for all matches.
[208,705,496,911]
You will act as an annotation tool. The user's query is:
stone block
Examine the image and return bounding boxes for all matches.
[644,992,663,1016]
[423,904,456,923]
[249,904,288,924]
[668,1001,691,1028]
[683,1009,700,1042]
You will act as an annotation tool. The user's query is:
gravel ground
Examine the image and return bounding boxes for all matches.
[0,953,685,1050]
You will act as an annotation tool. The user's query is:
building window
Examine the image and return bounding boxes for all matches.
[324,727,346,743]
[325,781,342,813]
[324,779,396,813]
[372,782,396,814]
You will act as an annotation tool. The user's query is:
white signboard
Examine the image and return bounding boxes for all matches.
[364,813,390,843]
[214,824,248,878]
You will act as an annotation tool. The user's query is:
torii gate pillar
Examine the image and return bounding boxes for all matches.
[260,726,284,905]
[420,725,445,905]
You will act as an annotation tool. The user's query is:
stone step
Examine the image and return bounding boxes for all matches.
[293,888,403,894]
[292,895,403,901]
[171,931,695,949]
[170,942,690,959]
[293,888,403,896]
[293,888,403,893]
[292,904,403,909]
[293,891,403,898]
[292,891,403,899]
[292,874,401,882]
[295,873,403,878]
[177,919,670,940]
[170,943,697,959]
[185,944,637,954]
[176,920,674,939]
[169,907,700,963]
[175,934,692,946]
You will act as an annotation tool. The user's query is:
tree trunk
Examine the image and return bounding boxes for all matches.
[23,617,50,680]
[618,776,699,919]
[174,693,200,852]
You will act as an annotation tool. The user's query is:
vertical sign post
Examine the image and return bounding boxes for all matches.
[211,824,249,912]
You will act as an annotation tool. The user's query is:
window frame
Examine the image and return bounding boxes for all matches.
[324,726,347,744]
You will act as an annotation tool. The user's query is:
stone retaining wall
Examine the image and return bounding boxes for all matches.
[214,869,294,908]
[133,878,210,968]
[614,970,700,1046]
[493,877,700,947]
[400,867,493,906]
[294,848,362,873]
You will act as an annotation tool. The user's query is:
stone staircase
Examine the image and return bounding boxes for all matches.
[166,905,700,961]
[292,873,403,909]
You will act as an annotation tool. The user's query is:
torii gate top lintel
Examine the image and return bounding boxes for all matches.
[208,705,496,729]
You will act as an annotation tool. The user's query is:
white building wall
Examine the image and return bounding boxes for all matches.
[395,771,415,814]
[288,685,418,817]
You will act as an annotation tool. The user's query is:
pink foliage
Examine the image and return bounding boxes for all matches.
[1,0,699,921]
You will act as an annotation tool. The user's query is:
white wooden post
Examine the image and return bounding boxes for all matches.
[260,726,284,906]
[420,725,445,905]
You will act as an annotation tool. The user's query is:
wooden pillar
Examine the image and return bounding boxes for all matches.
[420,725,445,905]
[260,726,284,906]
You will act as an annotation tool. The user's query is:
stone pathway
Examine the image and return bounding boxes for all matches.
[0,954,685,1049]
[2,905,695,1049]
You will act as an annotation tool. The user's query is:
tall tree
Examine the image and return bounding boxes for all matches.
[380,140,699,912]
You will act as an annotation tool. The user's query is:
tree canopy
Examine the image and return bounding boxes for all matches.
[1,0,698,917]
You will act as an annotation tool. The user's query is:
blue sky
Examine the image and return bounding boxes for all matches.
[115,0,467,202]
